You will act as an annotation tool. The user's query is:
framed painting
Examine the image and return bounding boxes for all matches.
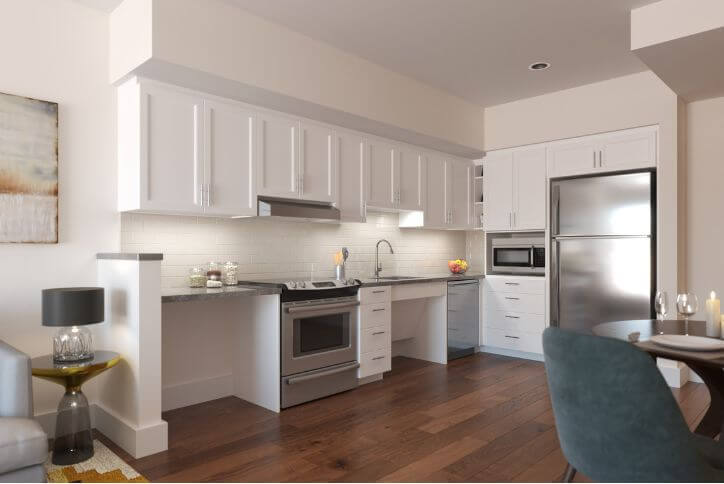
[0,92,58,243]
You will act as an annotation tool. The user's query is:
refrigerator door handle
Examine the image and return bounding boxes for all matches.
[551,184,560,236]
[551,239,560,327]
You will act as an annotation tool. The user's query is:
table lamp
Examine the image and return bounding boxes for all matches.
[42,287,104,362]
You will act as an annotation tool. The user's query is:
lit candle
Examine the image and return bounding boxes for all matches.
[705,291,720,337]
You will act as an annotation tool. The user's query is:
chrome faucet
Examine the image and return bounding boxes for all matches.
[374,239,394,278]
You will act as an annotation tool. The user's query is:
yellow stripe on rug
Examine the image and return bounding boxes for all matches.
[45,440,148,483]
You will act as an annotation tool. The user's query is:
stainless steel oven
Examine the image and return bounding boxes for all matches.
[278,280,360,408]
[491,237,545,275]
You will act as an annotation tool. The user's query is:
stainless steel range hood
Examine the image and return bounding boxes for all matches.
[257,196,341,223]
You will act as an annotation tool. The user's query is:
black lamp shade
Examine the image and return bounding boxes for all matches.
[42,287,104,327]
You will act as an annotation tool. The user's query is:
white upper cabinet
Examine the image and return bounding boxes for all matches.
[424,154,472,229]
[483,151,514,231]
[513,146,546,230]
[300,121,336,203]
[425,153,448,228]
[483,146,545,231]
[256,111,299,199]
[448,159,472,228]
[547,125,658,178]
[138,82,204,214]
[367,138,396,209]
[203,99,256,217]
[397,146,425,211]
[337,130,366,222]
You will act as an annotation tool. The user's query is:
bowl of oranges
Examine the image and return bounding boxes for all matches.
[448,259,469,274]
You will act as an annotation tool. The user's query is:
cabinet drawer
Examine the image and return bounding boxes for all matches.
[486,310,544,334]
[484,327,543,354]
[485,291,544,315]
[359,347,391,378]
[360,325,391,353]
[360,302,391,329]
[360,286,391,304]
[485,277,545,295]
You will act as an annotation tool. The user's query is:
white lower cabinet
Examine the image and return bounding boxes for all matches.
[358,286,392,379]
[483,276,545,356]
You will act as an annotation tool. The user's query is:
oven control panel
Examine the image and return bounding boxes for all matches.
[284,279,360,290]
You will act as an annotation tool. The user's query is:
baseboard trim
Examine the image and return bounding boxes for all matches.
[358,373,383,386]
[34,403,168,459]
[162,373,234,412]
[479,345,544,362]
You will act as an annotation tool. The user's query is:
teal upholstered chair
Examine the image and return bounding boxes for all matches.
[543,327,724,482]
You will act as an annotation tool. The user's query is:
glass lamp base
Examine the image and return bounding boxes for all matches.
[52,389,94,465]
[53,326,94,363]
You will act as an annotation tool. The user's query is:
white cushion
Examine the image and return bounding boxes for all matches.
[0,418,47,474]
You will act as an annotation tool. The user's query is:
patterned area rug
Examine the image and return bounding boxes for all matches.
[45,440,148,483]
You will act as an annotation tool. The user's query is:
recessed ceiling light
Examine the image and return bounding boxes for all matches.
[528,62,551,71]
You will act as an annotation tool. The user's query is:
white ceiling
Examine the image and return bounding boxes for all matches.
[77,0,658,108]
[227,0,657,107]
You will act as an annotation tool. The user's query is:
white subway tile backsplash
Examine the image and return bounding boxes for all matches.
[121,212,479,289]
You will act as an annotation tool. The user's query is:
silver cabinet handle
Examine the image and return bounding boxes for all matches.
[509,212,512,228]
[372,308,386,312]
[505,297,520,300]
[372,331,386,335]
[286,362,360,384]
[199,185,204,206]
[372,290,386,294]
[505,335,520,339]
[206,184,211,206]
[505,315,520,319]
[599,150,603,168]
[504,282,519,286]
[372,356,385,361]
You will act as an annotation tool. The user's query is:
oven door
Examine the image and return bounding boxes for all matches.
[282,297,359,376]
[492,246,533,273]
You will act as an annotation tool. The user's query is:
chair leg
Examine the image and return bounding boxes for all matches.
[561,463,577,483]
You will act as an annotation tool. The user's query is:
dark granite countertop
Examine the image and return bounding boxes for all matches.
[161,284,281,303]
[356,273,485,288]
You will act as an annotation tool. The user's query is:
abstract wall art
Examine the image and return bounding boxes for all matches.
[0,92,58,243]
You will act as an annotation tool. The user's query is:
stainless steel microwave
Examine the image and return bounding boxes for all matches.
[491,237,545,275]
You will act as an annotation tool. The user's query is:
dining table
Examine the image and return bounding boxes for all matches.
[592,319,724,438]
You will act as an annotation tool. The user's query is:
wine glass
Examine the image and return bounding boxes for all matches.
[654,291,668,334]
[676,293,699,335]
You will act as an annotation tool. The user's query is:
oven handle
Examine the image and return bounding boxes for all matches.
[286,301,360,314]
[286,362,360,385]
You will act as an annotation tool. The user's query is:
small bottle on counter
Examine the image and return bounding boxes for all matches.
[188,267,207,288]
[223,261,239,286]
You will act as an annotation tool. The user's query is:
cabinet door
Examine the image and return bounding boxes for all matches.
[256,111,299,198]
[599,126,657,173]
[483,151,513,231]
[300,121,336,203]
[513,146,546,230]
[367,139,395,209]
[141,83,203,213]
[546,138,597,178]
[425,153,448,228]
[449,160,472,228]
[203,99,256,217]
[337,130,366,222]
[397,146,425,211]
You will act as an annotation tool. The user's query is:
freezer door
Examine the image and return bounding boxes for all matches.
[551,172,652,237]
[552,237,652,333]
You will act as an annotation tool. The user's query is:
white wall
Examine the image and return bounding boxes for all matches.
[484,71,684,301]
[109,0,485,152]
[120,212,468,288]
[685,96,724,299]
[0,0,119,414]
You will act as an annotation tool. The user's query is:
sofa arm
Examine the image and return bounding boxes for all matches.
[0,341,33,418]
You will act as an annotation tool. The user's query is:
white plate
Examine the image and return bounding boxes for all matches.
[650,334,724,352]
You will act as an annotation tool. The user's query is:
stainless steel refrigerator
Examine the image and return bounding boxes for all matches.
[551,171,655,333]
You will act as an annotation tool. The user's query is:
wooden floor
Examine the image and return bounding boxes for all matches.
[100,353,710,482]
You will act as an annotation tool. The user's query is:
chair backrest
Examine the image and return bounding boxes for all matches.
[0,340,33,418]
[543,327,717,482]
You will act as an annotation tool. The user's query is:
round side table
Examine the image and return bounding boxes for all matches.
[31,351,120,465]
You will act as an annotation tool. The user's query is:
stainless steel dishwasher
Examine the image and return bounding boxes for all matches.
[447,279,480,360]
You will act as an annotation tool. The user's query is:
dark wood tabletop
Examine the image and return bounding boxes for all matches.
[592,319,724,437]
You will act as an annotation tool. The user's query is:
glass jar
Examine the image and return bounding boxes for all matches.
[223,261,239,286]
[188,266,207,288]
[206,262,223,282]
